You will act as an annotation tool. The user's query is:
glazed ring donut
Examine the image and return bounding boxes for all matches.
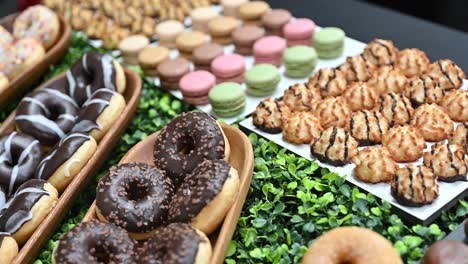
[35,133,97,193]
[96,163,175,240]
[2,38,45,80]
[0,25,13,55]
[15,88,78,147]
[52,220,138,264]
[141,223,212,264]
[0,179,58,245]
[0,132,43,197]
[168,159,240,235]
[301,226,403,264]
[13,5,60,50]
[71,88,126,142]
[0,232,19,264]
[153,112,230,185]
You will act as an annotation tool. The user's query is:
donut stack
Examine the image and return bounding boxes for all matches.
[53,112,240,262]
[0,5,60,90]
[0,52,127,252]
[252,38,468,208]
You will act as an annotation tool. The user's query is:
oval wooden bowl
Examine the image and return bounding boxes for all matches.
[83,123,254,264]
[0,13,72,107]
[0,68,142,264]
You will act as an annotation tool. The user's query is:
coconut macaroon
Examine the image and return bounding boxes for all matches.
[352,146,398,183]
[307,68,348,97]
[313,97,351,129]
[343,82,378,111]
[376,93,414,126]
[423,143,467,182]
[410,104,453,142]
[396,48,430,78]
[283,83,321,112]
[363,39,399,67]
[382,125,426,162]
[427,59,465,90]
[338,54,375,82]
[367,65,408,95]
[440,89,468,123]
[310,127,358,166]
[347,110,390,146]
[252,97,290,134]
[405,74,444,107]
[282,111,323,145]
[449,123,467,154]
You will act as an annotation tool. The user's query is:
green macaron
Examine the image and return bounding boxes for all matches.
[245,64,281,97]
[314,27,345,59]
[284,45,318,78]
[209,82,246,117]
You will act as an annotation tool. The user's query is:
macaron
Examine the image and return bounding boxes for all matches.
[193,43,225,72]
[261,9,292,36]
[191,6,219,33]
[156,20,185,48]
[157,58,191,90]
[179,70,216,105]
[138,46,170,77]
[245,64,281,96]
[209,82,246,117]
[253,36,287,67]
[211,53,246,84]
[208,16,241,45]
[221,0,248,17]
[239,1,271,27]
[283,18,316,47]
[175,31,209,60]
[118,35,149,65]
[284,45,318,78]
[314,27,346,59]
[232,25,266,55]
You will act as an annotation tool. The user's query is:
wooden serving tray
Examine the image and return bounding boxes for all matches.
[0,68,142,264]
[0,13,71,106]
[82,123,254,264]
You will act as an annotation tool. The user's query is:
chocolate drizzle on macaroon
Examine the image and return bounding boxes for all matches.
[391,165,439,207]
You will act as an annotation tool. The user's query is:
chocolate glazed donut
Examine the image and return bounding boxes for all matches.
[0,132,43,197]
[52,220,138,264]
[0,232,19,264]
[153,112,230,185]
[15,89,78,146]
[96,163,174,240]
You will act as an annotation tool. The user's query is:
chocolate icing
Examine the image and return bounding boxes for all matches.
[0,132,43,197]
[391,166,437,207]
[96,163,174,233]
[53,220,138,264]
[141,223,204,264]
[153,112,225,185]
[35,133,91,181]
[311,127,352,166]
[0,179,49,234]
[168,159,231,223]
[16,89,78,146]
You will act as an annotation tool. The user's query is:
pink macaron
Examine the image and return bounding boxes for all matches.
[283,18,315,46]
[253,36,287,67]
[179,70,216,105]
[211,54,246,84]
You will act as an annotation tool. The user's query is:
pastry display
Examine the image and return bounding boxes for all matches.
[118,35,150,65]
[211,54,246,83]
[209,82,246,117]
[382,125,426,162]
[363,39,399,67]
[423,143,467,182]
[410,103,453,142]
[367,65,408,95]
[307,68,348,97]
[376,93,414,126]
[0,233,18,264]
[283,18,315,47]
[253,36,287,67]
[261,9,292,36]
[179,70,216,105]
[422,240,468,264]
[137,46,170,77]
[193,43,224,72]
[155,20,185,48]
[221,0,248,17]
[232,25,266,55]
[427,59,465,90]
[175,31,209,60]
[339,55,375,82]
[404,74,444,107]
[310,127,358,166]
[245,64,280,97]
[450,123,467,153]
[440,89,468,122]
[391,164,439,207]
[342,82,378,111]
[157,58,191,90]
[238,1,270,27]
[301,226,403,264]
[283,83,321,112]
[207,16,241,45]
[352,146,398,183]
[313,27,346,59]
[396,48,430,77]
[347,110,389,146]
[190,6,219,33]
[282,111,323,144]
[283,45,318,78]
[252,97,290,134]
[313,97,352,128]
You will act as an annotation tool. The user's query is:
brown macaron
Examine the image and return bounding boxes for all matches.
[193,43,225,72]
[232,25,266,55]
[138,46,170,77]
[261,9,292,36]
[118,35,150,65]
[157,58,191,90]
[208,16,241,45]
[176,31,209,60]
[239,1,270,26]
